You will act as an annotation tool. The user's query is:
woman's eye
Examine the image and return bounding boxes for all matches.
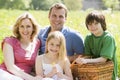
[20,25,24,28]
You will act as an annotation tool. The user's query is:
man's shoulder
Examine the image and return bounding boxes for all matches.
[63,27,79,35]
[40,26,49,32]
[63,27,83,39]
[39,26,50,34]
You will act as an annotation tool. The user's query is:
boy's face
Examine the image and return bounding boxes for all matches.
[87,20,104,36]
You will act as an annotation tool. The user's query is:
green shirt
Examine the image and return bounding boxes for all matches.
[84,31,117,80]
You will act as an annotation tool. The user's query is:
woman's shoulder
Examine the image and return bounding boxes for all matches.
[3,36,19,44]
[1,36,19,50]
[33,38,41,44]
[4,36,16,40]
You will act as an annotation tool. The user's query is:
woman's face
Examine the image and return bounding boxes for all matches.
[47,38,60,55]
[19,18,33,40]
[87,20,104,36]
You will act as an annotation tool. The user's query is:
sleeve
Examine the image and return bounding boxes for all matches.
[84,35,92,56]
[72,32,84,54]
[1,37,14,51]
[100,36,116,60]
[37,39,41,49]
[34,39,41,56]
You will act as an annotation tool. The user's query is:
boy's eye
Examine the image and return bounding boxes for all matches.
[95,22,99,24]
[88,23,92,25]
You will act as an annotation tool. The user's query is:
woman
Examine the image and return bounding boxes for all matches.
[0,12,41,80]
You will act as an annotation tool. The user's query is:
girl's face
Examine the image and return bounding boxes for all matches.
[47,38,60,55]
[87,20,104,36]
[19,18,33,40]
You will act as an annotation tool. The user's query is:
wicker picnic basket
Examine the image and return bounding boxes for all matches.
[71,61,114,80]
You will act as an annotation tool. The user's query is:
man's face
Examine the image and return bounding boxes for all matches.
[49,8,66,31]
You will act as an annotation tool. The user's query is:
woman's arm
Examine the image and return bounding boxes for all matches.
[3,42,38,80]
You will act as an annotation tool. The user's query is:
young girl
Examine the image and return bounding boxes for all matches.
[35,31,73,80]
[75,11,117,80]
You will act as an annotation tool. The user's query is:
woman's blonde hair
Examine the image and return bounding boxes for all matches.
[13,12,39,41]
[45,31,67,60]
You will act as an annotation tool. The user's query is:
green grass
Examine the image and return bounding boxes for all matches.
[0,9,120,77]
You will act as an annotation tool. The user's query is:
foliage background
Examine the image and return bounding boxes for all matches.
[0,0,120,10]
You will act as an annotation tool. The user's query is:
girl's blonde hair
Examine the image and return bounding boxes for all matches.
[45,31,67,61]
[13,12,39,41]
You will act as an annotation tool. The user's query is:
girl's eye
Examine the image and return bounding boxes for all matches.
[56,44,60,47]
[26,25,31,28]
[59,15,64,19]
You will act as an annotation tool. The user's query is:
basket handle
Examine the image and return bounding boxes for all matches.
[70,55,82,68]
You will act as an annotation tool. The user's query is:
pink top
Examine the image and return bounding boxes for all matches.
[0,37,40,73]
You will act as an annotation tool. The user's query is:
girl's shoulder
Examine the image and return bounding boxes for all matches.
[37,54,44,60]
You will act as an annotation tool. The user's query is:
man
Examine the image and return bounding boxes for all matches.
[38,3,84,63]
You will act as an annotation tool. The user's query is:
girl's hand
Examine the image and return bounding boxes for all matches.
[56,72,63,78]
[51,66,57,75]
[44,66,57,78]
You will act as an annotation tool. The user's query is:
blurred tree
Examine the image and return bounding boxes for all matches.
[63,0,82,10]
[0,0,25,9]
[102,0,119,10]
[0,0,83,10]
[0,0,6,8]
[30,0,62,10]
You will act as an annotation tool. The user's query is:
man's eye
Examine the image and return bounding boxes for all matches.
[50,43,54,45]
